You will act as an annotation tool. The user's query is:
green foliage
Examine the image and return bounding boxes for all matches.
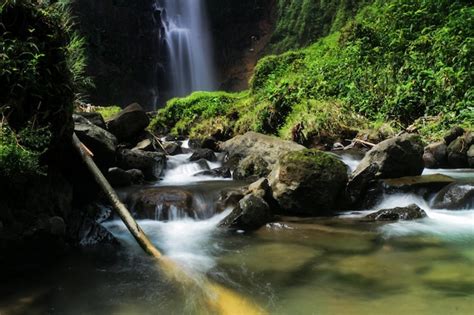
[151,91,246,135]
[269,0,372,53]
[0,0,90,175]
[0,120,51,177]
[156,0,472,143]
[93,106,121,120]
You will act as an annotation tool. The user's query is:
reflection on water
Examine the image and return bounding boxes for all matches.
[2,209,473,315]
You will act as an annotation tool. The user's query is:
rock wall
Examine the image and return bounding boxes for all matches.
[71,0,162,109]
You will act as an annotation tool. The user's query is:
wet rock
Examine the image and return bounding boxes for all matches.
[247,178,271,199]
[74,119,117,167]
[126,169,145,184]
[194,158,211,170]
[346,134,424,206]
[107,103,150,142]
[219,132,305,170]
[67,204,118,248]
[74,112,106,129]
[447,136,469,168]
[133,138,156,152]
[423,141,447,169]
[216,188,246,212]
[468,145,474,168]
[128,188,195,220]
[357,174,455,209]
[163,142,183,155]
[48,216,66,236]
[195,167,232,178]
[189,137,218,151]
[117,148,165,181]
[107,167,143,187]
[432,183,474,210]
[219,194,272,231]
[269,149,348,216]
[443,126,465,145]
[189,148,217,162]
[365,204,427,221]
[233,154,269,180]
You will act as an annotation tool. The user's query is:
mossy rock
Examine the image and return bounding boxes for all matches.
[269,149,348,216]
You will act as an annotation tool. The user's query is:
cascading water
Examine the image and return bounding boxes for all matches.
[155,0,217,101]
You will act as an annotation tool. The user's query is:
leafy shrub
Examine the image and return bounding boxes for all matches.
[0,120,51,177]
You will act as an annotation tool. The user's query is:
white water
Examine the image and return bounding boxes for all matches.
[156,0,216,98]
[104,209,230,274]
[159,152,230,185]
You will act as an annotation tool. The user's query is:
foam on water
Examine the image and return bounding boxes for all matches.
[347,193,474,242]
[104,209,231,274]
[160,153,230,185]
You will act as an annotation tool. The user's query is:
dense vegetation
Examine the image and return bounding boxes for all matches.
[153,0,473,144]
[0,0,89,176]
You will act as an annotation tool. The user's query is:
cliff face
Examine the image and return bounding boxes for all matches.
[71,0,162,109]
[72,0,274,108]
[208,0,275,92]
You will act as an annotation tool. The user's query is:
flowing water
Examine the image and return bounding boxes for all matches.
[156,0,216,99]
[1,152,473,314]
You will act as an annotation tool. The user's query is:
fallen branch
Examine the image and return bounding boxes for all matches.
[353,138,376,147]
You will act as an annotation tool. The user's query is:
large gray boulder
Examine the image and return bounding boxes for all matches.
[432,183,474,210]
[346,134,424,205]
[107,103,150,142]
[423,141,447,169]
[219,194,272,231]
[117,148,165,181]
[269,149,348,215]
[219,132,305,178]
[74,117,117,167]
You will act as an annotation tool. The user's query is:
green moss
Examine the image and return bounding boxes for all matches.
[282,149,347,174]
[93,106,121,120]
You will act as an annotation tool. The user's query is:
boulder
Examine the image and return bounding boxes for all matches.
[423,141,447,169]
[189,137,218,151]
[468,145,474,168]
[127,188,195,220]
[117,149,165,181]
[74,112,106,129]
[133,138,156,152]
[365,204,427,221]
[269,149,348,215]
[233,154,269,180]
[189,148,217,162]
[219,194,272,231]
[219,131,305,169]
[216,188,246,212]
[432,183,474,210]
[444,127,465,145]
[346,134,424,205]
[107,167,143,187]
[163,142,183,155]
[447,136,469,168]
[107,103,150,142]
[74,119,117,167]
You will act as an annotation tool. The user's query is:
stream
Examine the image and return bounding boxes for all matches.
[1,151,473,314]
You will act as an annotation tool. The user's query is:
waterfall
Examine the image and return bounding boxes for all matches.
[155,0,217,100]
